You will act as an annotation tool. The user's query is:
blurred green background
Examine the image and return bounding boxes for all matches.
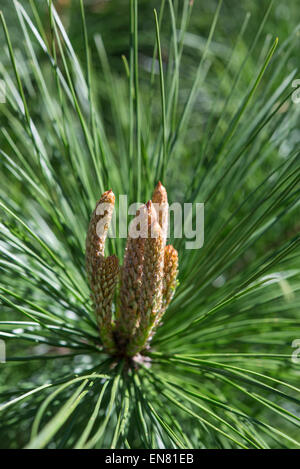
[2,0,299,68]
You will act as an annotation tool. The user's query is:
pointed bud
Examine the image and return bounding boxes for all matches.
[86,191,117,353]
[85,190,115,283]
[126,202,164,356]
[152,181,168,244]
[116,204,147,347]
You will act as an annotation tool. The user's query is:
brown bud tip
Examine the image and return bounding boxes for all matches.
[152,182,168,205]
[145,200,159,227]
[100,190,115,204]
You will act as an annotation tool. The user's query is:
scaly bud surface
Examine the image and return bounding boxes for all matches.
[93,255,119,353]
[162,245,179,313]
[86,191,118,353]
[126,201,164,356]
[85,184,178,360]
[116,231,144,347]
[152,181,168,245]
[85,190,115,283]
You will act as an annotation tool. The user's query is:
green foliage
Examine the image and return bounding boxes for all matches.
[0,0,299,449]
